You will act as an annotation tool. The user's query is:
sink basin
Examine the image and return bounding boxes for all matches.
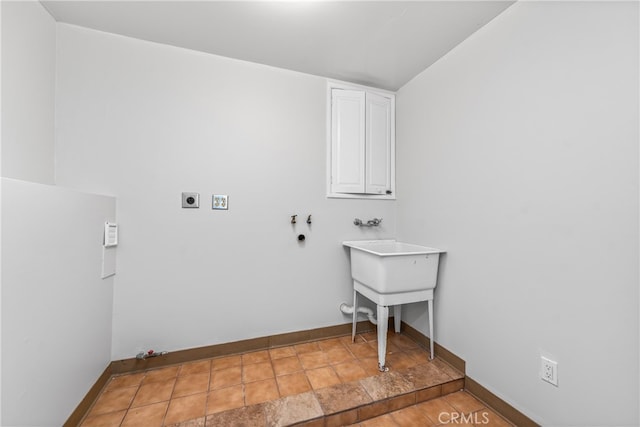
[343,240,444,294]
[342,239,446,368]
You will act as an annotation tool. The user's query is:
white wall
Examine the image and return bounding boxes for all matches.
[396,1,638,425]
[1,4,118,425]
[54,24,395,361]
[1,178,116,426]
[1,2,58,424]
[1,3,4,423]
[1,1,56,184]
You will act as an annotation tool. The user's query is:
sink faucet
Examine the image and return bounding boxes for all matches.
[353,218,383,227]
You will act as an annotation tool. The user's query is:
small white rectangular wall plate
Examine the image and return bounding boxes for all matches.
[541,356,558,386]
[212,195,228,210]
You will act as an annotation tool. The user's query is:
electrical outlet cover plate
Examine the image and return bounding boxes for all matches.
[213,195,228,210]
[541,356,558,386]
[182,192,200,208]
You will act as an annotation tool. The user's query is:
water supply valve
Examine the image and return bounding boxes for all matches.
[136,349,168,360]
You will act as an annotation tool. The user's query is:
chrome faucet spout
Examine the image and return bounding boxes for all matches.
[353,217,382,227]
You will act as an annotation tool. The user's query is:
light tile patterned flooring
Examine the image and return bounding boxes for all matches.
[79,332,511,426]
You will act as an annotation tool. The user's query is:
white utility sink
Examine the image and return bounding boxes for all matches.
[343,240,443,294]
[343,240,445,371]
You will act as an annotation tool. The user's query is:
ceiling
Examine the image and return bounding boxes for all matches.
[42,1,515,91]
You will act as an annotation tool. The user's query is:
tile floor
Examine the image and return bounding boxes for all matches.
[347,391,514,427]
[78,332,509,427]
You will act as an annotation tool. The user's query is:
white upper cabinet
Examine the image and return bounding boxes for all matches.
[365,91,393,195]
[328,83,395,199]
[331,89,366,194]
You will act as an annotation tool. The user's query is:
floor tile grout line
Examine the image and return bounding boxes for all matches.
[158,373,176,427]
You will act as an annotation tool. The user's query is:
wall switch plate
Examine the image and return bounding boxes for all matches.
[541,356,558,386]
[182,192,200,208]
[212,195,228,210]
[103,222,118,247]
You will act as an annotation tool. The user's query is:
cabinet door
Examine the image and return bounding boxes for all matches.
[331,89,366,194]
[365,92,392,195]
